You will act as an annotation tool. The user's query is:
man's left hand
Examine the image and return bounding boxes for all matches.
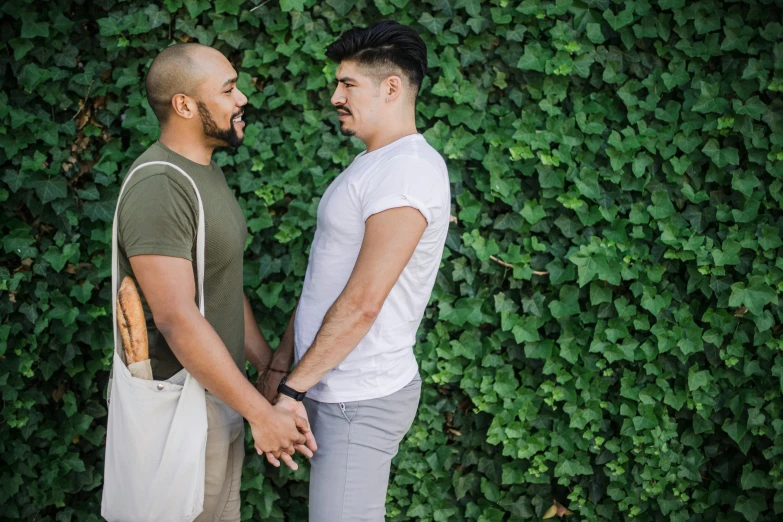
[256,367,286,404]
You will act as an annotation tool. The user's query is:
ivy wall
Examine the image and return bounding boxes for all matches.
[1,0,783,520]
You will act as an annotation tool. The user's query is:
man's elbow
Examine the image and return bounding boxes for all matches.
[344,295,382,323]
[358,305,380,322]
[153,307,193,338]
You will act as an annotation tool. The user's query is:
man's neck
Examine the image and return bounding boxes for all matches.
[159,128,214,166]
[363,119,418,153]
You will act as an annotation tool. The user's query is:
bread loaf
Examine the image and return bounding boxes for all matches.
[117,276,149,365]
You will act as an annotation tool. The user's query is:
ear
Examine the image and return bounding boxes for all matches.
[384,75,403,103]
[171,94,196,119]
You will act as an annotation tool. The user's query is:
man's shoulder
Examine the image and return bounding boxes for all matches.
[388,136,447,173]
[374,150,446,186]
[123,145,197,199]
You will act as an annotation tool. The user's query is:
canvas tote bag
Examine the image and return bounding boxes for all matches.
[102,161,208,522]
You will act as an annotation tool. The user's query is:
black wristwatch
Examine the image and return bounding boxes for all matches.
[277,375,307,401]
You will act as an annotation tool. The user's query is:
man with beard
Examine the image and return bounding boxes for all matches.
[257,21,451,521]
[117,43,315,521]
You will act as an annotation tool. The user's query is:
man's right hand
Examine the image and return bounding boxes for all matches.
[249,407,313,471]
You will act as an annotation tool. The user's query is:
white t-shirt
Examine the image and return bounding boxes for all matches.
[294,134,451,402]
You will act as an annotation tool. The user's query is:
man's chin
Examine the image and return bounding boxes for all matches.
[231,130,245,147]
[339,124,356,137]
[210,131,244,149]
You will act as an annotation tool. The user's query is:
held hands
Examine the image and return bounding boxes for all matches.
[264,394,317,469]
[249,401,316,471]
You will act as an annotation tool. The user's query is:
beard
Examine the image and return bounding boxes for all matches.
[196,101,243,148]
[337,106,355,136]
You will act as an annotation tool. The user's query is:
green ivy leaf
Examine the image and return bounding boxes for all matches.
[457,190,482,223]
[18,63,51,91]
[549,285,580,318]
[735,495,767,522]
[418,13,448,34]
[673,132,701,154]
[688,366,712,391]
[184,0,210,18]
[729,276,778,315]
[441,297,484,327]
[554,457,593,477]
[702,139,739,168]
[603,7,634,30]
[256,281,283,308]
[215,0,243,14]
[693,86,729,114]
[83,200,116,223]
[733,96,767,120]
[21,13,50,38]
[517,42,547,72]
[586,22,605,44]
[9,38,34,60]
[647,190,675,219]
[712,239,741,266]
[30,176,67,204]
[758,225,783,251]
[741,463,771,490]
[280,0,306,11]
[519,199,546,224]
[163,0,184,12]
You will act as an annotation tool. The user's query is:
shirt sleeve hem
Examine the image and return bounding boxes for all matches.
[125,246,193,261]
[362,193,433,224]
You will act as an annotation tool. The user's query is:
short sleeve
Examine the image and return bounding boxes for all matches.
[361,156,447,224]
[118,174,197,261]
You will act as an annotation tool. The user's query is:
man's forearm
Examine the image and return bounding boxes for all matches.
[243,294,273,371]
[270,306,298,370]
[285,297,377,391]
[159,307,272,422]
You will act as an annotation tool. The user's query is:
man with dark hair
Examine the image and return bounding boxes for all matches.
[256,21,451,521]
[119,43,315,521]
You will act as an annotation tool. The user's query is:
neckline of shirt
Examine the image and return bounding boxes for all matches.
[355,133,423,161]
[154,141,218,173]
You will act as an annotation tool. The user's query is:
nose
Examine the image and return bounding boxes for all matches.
[331,86,345,107]
[235,87,248,107]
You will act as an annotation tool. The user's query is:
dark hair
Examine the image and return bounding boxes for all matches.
[325,20,428,94]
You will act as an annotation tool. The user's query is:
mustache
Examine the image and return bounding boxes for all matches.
[232,110,244,120]
[336,106,352,116]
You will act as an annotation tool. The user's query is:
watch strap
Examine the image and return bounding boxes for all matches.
[277,375,306,401]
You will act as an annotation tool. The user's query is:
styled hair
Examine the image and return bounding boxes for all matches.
[325,21,428,95]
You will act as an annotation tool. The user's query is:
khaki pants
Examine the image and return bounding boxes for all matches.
[195,393,245,522]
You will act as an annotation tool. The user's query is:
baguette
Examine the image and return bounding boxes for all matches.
[117,276,149,365]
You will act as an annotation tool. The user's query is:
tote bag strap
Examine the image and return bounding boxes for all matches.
[111,161,206,361]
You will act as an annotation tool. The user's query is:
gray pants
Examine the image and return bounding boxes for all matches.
[304,373,422,522]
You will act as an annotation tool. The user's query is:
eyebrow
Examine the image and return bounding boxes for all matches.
[338,76,358,84]
[222,76,238,88]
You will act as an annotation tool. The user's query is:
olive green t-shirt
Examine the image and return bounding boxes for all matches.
[117,141,248,380]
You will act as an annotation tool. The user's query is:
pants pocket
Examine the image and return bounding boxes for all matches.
[339,401,360,423]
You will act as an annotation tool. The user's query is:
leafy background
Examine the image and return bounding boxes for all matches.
[1,0,783,520]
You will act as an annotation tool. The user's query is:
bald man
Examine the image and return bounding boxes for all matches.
[116,44,316,521]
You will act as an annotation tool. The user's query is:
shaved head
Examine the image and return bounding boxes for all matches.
[146,43,219,123]
[145,43,247,149]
